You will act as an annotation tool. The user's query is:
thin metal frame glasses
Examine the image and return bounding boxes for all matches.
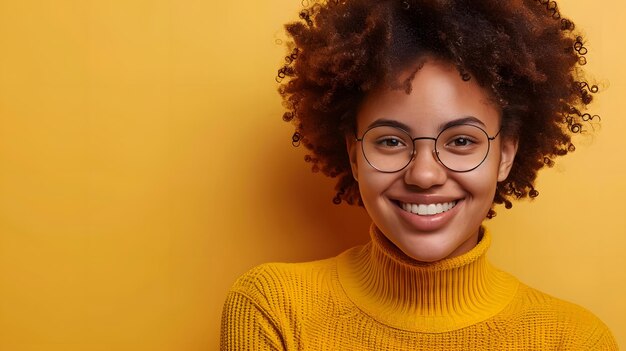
[355,123,502,173]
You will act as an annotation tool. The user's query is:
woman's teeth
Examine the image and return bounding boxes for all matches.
[400,201,458,216]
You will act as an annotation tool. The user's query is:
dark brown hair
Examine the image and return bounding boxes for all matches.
[277,0,598,212]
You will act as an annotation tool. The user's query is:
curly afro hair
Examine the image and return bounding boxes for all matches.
[277,0,598,212]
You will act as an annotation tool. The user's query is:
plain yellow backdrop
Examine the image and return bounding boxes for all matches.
[0,0,623,350]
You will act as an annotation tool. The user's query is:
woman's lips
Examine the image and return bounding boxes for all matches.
[392,198,464,232]
[399,200,458,216]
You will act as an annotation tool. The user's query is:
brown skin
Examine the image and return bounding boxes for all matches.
[278,0,597,213]
[347,59,518,262]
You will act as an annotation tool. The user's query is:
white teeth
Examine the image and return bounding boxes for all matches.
[428,204,437,216]
[400,200,458,216]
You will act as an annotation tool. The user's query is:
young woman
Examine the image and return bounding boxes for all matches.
[221,0,617,349]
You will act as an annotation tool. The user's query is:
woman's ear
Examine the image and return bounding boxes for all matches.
[346,135,359,182]
[497,136,519,182]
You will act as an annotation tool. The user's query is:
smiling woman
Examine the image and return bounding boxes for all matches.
[348,60,517,263]
[220,0,618,349]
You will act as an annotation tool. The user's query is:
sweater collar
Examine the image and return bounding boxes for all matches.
[336,224,519,333]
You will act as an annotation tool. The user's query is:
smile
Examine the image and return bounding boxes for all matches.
[400,201,458,216]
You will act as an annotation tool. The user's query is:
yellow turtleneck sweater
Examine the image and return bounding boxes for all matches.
[221,227,617,350]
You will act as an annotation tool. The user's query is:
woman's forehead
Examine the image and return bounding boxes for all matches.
[357,59,501,133]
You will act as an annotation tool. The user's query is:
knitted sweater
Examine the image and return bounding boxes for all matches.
[221,227,617,350]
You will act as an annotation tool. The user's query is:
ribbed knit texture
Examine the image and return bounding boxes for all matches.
[221,227,617,350]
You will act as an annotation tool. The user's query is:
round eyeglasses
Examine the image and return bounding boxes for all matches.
[355,123,502,173]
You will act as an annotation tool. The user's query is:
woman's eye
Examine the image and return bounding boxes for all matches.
[454,138,469,146]
[378,138,404,147]
[450,137,473,147]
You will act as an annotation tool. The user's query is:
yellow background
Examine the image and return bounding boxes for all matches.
[0,0,623,350]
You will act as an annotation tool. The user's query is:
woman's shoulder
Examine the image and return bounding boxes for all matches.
[513,283,606,321]
[505,283,618,349]
[225,252,349,312]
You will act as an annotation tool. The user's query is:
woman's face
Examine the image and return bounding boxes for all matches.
[347,59,518,262]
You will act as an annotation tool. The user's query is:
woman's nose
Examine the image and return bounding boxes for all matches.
[403,143,447,189]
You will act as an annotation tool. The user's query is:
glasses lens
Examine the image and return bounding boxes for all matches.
[435,124,490,172]
[361,126,413,172]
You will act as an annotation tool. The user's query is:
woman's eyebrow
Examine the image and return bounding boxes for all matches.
[366,119,412,131]
[365,116,487,133]
[438,116,487,131]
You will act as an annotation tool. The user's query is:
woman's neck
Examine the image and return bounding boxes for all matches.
[336,224,519,332]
